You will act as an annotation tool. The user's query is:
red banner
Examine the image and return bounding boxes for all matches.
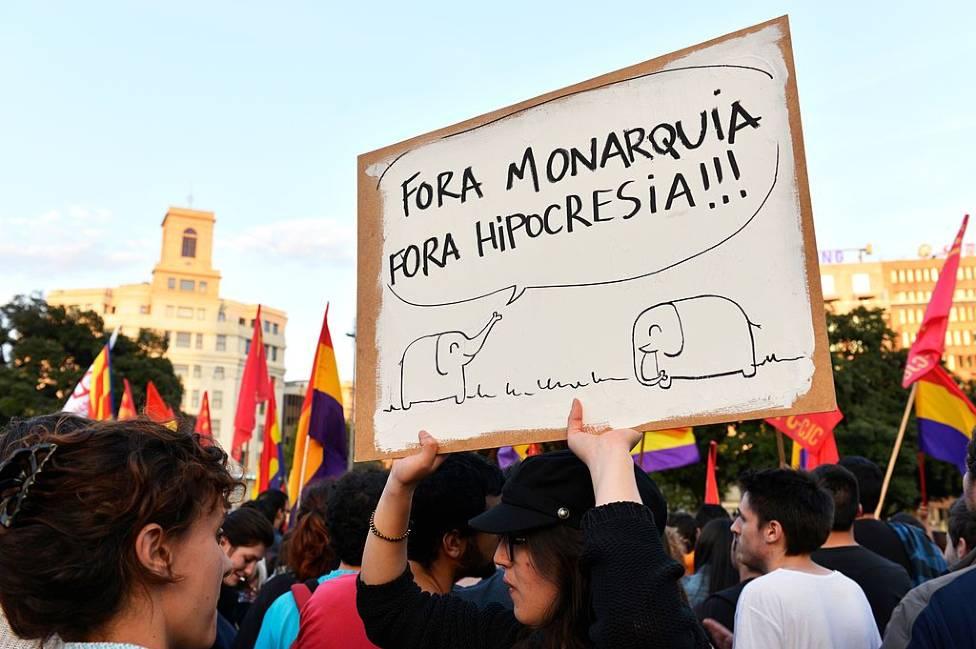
[765,409,843,453]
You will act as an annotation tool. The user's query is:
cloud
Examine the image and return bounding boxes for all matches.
[221,217,356,266]
[0,206,148,274]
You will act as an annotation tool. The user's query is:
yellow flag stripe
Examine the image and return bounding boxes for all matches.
[916,381,976,439]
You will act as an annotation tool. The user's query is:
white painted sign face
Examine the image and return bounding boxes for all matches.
[356,17,835,458]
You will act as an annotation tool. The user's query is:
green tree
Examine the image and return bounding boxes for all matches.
[651,307,964,514]
[0,294,182,425]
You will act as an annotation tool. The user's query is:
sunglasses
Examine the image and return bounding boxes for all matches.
[0,443,58,528]
[501,533,528,559]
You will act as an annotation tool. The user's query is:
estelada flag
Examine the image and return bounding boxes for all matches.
[232,305,271,460]
[64,328,118,420]
[903,215,969,387]
[145,380,176,425]
[117,378,138,420]
[288,305,348,498]
[195,391,212,436]
[766,409,844,454]
[254,378,286,498]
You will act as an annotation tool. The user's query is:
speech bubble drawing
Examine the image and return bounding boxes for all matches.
[373,64,785,308]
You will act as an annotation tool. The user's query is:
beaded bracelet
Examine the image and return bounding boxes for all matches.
[369,510,410,543]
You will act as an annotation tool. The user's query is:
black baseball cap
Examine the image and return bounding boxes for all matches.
[468,449,667,534]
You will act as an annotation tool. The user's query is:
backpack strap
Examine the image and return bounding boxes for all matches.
[290,583,313,610]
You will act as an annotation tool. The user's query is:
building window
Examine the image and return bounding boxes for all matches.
[216,334,227,352]
[272,322,279,335]
[195,333,203,349]
[264,320,270,333]
[193,365,202,378]
[140,304,150,314]
[212,419,221,433]
[212,391,223,409]
[907,310,916,324]
[191,390,200,408]
[899,310,906,325]
[852,273,871,295]
[821,274,835,296]
[182,228,197,258]
[902,332,910,347]
[217,308,226,322]
[898,270,906,283]
[245,339,251,354]
[213,366,225,380]
[174,364,189,377]
[175,332,191,348]
[239,317,246,327]
[179,279,195,292]
[165,305,175,317]
[271,346,278,362]
[199,281,208,293]
[177,306,193,319]
[197,308,205,320]
[167,277,176,290]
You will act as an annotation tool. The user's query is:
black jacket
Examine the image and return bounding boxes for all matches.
[356,501,709,649]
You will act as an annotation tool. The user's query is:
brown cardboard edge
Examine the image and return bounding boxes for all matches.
[355,14,837,461]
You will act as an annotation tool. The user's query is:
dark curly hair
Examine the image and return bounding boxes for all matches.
[0,415,240,641]
[281,480,338,580]
[325,468,388,566]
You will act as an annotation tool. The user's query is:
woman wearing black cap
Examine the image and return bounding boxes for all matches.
[356,399,709,649]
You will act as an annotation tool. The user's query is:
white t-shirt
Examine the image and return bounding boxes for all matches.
[733,568,881,649]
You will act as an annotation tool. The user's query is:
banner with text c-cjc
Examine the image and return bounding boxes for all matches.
[355,15,836,460]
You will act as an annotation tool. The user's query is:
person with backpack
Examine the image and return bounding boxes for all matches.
[252,469,387,649]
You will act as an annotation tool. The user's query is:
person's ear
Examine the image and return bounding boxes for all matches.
[856,503,864,518]
[764,520,783,546]
[442,529,465,560]
[134,523,174,578]
[958,538,969,559]
[219,536,233,554]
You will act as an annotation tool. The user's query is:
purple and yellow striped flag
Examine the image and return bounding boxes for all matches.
[915,365,976,474]
[288,305,348,498]
[631,427,700,472]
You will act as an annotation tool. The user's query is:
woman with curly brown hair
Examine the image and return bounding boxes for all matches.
[0,415,240,649]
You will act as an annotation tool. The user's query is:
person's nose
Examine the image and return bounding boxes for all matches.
[493,540,512,568]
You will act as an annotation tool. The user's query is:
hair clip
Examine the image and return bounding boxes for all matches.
[0,443,58,529]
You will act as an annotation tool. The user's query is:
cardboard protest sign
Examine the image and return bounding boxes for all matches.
[356,15,835,460]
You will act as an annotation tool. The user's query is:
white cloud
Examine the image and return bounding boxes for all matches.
[221,217,356,266]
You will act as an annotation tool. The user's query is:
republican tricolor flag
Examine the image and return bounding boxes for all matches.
[914,365,976,474]
[288,305,348,498]
[630,428,700,472]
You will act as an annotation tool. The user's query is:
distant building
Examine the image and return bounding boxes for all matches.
[820,247,976,380]
[48,207,287,464]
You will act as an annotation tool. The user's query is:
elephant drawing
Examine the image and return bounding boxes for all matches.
[632,295,758,389]
[399,311,503,409]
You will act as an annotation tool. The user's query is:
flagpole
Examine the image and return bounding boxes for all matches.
[875,382,918,517]
[297,437,311,505]
[775,431,787,468]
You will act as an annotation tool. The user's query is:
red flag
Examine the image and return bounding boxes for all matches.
[805,431,840,470]
[903,215,969,387]
[232,305,272,460]
[525,443,543,457]
[766,409,844,454]
[704,441,719,505]
[145,380,175,423]
[195,391,212,436]
[118,378,137,420]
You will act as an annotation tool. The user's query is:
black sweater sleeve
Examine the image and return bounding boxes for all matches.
[356,567,523,649]
[582,501,710,649]
[356,502,710,649]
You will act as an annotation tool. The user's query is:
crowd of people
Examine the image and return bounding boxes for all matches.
[1,400,975,648]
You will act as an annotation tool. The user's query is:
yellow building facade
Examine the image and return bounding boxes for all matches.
[48,207,287,460]
[821,253,976,380]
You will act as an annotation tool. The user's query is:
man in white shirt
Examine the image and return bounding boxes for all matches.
[730,468,881,649]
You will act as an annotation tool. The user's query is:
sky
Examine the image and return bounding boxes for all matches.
[2,1,974,383]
